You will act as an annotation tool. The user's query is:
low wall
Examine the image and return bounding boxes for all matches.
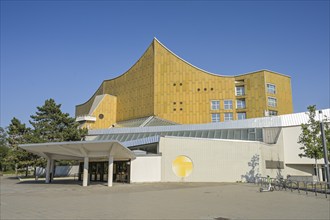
[130,155,161,183]
[36,165,79,177]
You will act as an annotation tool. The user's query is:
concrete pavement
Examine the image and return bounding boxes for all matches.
[1,176,329,219]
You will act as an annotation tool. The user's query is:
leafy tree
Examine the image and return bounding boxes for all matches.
[0,127,9,171]
[29,98,87,143]
[298,105,330,180]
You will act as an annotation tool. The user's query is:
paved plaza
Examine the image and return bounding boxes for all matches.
[1,176,329,220]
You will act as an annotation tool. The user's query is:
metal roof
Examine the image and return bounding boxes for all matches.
[89,109,330,135]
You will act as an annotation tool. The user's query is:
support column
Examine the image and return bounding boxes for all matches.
[45,158,51,184]
[50,159,55,182]
[108,156,114,187]
[83,156,89,187]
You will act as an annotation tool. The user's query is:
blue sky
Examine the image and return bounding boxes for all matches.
[1,0,329,127]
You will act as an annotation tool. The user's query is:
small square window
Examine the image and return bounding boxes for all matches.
[235,86,245,96]
[211,113,220,123]
[267,84,276,94]
[268,97,277,107]
[236,99,246,109]
[224,100,233,110]
[237,112,246,120]
[211,100,220,110]
[224,113,233,121]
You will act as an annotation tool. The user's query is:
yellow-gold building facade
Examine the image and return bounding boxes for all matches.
[76,38,293,129]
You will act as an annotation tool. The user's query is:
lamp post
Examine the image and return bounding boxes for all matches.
[319,110,330,186]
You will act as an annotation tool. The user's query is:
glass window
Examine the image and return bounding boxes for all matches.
[235,86,245,96]
[224,113,233,121]
[269,110,278,116]
[236,99,246,109]
[211,100,220,110]
[267,83,276,94]
[224,100,233,110]
[237,112,246,120]
[211,113,220,123]
[268,97,277,107]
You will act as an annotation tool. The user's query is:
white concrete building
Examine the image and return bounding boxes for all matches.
[20,109,330,186]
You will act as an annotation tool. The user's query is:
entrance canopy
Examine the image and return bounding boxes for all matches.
[20,140,136,187]
[19,140,136,161]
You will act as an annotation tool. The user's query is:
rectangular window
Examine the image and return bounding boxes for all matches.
[211,100,220,110]
[269,110,278,116]
[237,112,246,120]
[267,83,276,94]
[224,113,233,121]
[235,86,245,96]
[268,97,277,107]
[211,113,220,123]
[236,99,246,109]
[224,100,233,110]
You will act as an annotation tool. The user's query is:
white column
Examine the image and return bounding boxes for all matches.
[108,156,114,187]
[83,156,89,187]
[50,159,55,182]
[45,158,51,184]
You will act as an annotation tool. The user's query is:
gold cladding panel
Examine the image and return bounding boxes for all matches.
[154,40,236,124]
[102,44,154,121]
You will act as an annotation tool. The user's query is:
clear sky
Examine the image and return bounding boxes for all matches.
[1,0,329,128]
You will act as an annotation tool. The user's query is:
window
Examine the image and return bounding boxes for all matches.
[224,113,233,121]
[211,100,220,110]
[268,97,277,107]
[269,110,278,116]
[267,83,276,94]
[236,99,246,109]
[235,86,245,96]
[237,112,246,120]
[211,113,220,123]
[224,100,233,110]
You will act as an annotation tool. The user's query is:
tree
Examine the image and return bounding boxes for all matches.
[0,127,9,171]
[298,105,330,181]
[29,99,87,166]
[5,118,41,176]
[29,98,87,143]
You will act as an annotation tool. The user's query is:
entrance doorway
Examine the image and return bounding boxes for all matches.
[113,161,131,183]
[78,160,130,183]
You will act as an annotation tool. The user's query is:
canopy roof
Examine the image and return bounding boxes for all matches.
[19,140,136,161]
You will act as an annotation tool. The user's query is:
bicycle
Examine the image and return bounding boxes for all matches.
[273,178,286,191]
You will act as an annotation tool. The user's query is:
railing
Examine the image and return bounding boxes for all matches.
[255,177,330,198]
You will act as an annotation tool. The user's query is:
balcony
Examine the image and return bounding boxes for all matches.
[76,115,97,122]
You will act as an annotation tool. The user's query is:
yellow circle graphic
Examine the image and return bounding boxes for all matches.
[172,155,193,178]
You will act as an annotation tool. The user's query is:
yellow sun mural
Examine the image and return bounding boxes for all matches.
[172,155,193,178]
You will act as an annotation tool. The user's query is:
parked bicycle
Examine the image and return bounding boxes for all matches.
[273,178,287,191]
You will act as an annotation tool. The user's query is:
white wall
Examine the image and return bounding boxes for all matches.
[55,165,79,177]
[282,126,324,164]
[130,155,161,183]
[159,137,271,182]
[36,165,79,177]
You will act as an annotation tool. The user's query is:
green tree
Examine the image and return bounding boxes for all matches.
[29,99,87,166]
[0,127,9,171]
[298,105,330,180]
[5,118,41,176]
[29,98,87,143]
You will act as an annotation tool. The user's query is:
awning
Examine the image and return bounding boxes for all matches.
[19,140,136,161]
